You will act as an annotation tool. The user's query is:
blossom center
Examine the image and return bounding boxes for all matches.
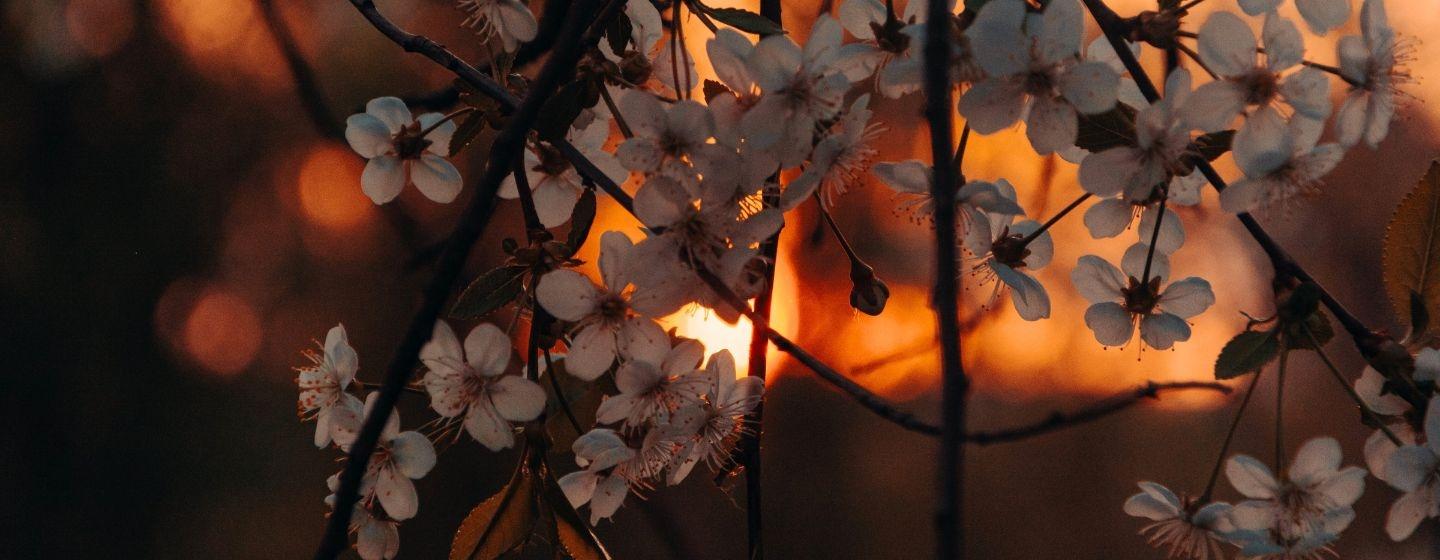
[989,232,1032,268]
[1121,276,1162,315]
[1237,69,1279,107]
[393,122,434,160]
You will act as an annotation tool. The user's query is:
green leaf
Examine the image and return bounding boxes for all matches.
[703,7,785,35]
[451,265,527,319]
[1192,130,1235,162]
[564,189,597,257]
[450,112,489,157]
[1215,330,1279,379]
[1074,104,1137,153]
[1383,160,1440,332]
[450,459,539,560]
[1284,310,1335,350]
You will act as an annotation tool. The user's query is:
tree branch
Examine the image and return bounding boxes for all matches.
[965,381,1232,445]
[315,2,609,558]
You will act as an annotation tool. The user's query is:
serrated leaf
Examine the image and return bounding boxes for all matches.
[452,265,528,319]
[1074,104,1137,153]
[564,189,597,256]
[1215,330,1279,379]
[450,460,540,560]
[450,112,489,157]
[704,7,785,35]
[1383,160,1440,331]
[702,79,731,104]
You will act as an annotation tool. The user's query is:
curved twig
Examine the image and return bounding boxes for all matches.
[965,381,1233,445]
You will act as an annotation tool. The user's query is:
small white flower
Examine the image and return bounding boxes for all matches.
[595,338,707,430]
[353,506,401,560]
[781,95,884,210]
[1224,437,1366,552]
[457,0,539,52]
[345,394,438,521]
[834,0,925,98]
[740,14,851,167]
[1219,116,1343,214]
[664,349,763,485]
[1381,398,1440,541]
[1123,481,1233,560]
[614,91,729,183]
[1355,349,1438,417]
[297,324,364,448]
[499,118,626,227]
[557,428,681,524]
[418,321,546,451]
[873,160,1023,224]
[1181,12,1330,140]
[536,232,670,380]
[1238,0,1351,35]
[958,0,1120,154]
[1335,0,1411,149]
[1079,68,1196,204]
[345,97,463,205]
[964,180,1053,321]
[1072,244,1214,349]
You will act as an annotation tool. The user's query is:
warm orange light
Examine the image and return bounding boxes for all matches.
[157,0,287,88]
[180,285,263,376]
[297,144,373,232]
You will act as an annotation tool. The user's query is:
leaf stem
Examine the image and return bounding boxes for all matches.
[1275,347,1288,475]
[1141,196,1168,284]
[1020,193,1093,247]
[1300,324,1404,445]
[1198,370,1263,504]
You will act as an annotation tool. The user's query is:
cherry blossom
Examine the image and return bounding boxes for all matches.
[499,118,625,227]
[1224,437,1366,554]
[1219,115,1342,214]
[782,95,883,210]
[965,180,1053,321]
[1079,68,1196,204]
[344,97,463,205]
[1335,0,1409,149]
[959,0,1120,154]
[297,324,364,448]
[418,321,546,451]
[343,394,438,522]
[873,160,1023,224]
[614,91,729,184]
[834,0,925,98]
[558,428,680,524]
[1123,481,1233,560]
[594,338,706,430]
[665,349,763,485]
[536,232,670,380]
[1380,398,1440,540]
[1072,244,1214,349]
[1181,12,1330,150]
[456,0,538,52]
[740,15,850,167]
[1237,0,1351,36]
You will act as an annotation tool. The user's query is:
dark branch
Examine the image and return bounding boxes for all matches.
[315,2,610,558]
[965,381,1232,445]
[259,0,342,138]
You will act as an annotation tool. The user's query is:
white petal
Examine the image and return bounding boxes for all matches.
[598,231,633,289]
[1083,198,1133,239]
[1084,302,1135,346]
[1280,67,1333,120]
[1387,487,1432,541]
[1238,0,1281,15]
[620,317,669,365]
[1334,91,1369,148]
[1025,96,1078,155]
[1219,177,1269,214]
[1386,446,1440,492]
[566,324,619,381]
[389,431,437,479]
[588,474,629,523]
[1122,242,1168,284]
[464,323,513,376]
[1289,437,1343,485]
[1078,148,1143,197]
[532,176,583,228]
[1315,466,1367,508]
[1071,255,1126,303]
[633,176,692,229]
[1181,81,1247,133]
[1233,106,1292,177]
[994,264,1051,321]
[1059,61,1119,115]
[1297,0,1351,35]
[1139,312,1191,349]
[346,113,394,158]
[366,97,412,133]
[361,156,406,205]
[490,376,547,421]
[1138,206,1185,255]
[1226,454,1279,499]
[968,0,1029,76]
[1261,14,1304,72]
[874,160,931,194]
[1159,277,1214,319]
[558,470,599,507]
[959,78,1028,134]
[464,399,515,451]
[416,112,457,155]
[1356,366,1410,416]
[537,269,600,322]
[412,154,463,204]
[374,467,419,520]
[1036,0,1082,64]
[1199,12,1258,78]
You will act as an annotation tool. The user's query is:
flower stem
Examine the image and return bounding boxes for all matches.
[418,106,476,138]
[1275,347,1289,475]
[543,349,584,434]
[1198,370,1264,504]
[1173,0,1207,13]
[1141,196,1168,284]
[1300,324,1404,445]
[951,125,972,179]
[598,85,633,139]
[1020,193,1092,247]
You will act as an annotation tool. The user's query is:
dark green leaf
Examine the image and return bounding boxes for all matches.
[1277,282,1321,324]
[452,265,527,319]
[704,7,785,35]
[1284,310,1334,350]
[1074,104,1137,153]
[1215,330,1279,379]
[564,189,597,256]
[450,112,489,157]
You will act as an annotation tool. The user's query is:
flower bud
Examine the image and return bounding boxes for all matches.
[849,265,890,316]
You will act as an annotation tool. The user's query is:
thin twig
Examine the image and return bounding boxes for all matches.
[924,0,965,553]
[965,381,1234,445]
[316,2,609,557]
[1198,370,1263,504]
[1301,324,1403,445]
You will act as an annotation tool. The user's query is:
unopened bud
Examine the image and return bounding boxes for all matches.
[849,265,890,316]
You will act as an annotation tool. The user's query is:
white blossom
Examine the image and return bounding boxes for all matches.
[740,14,850,167]
[1335,0,1410,149]
[1123,481,1234,560]
[834,0,924,98]
[1219,115,1342,214]
[344,394,438,521]
[782,95,884,210]
[1079,68,1196,204]
[615,91,730,184]
[958,0,1120,154]
[1072,244,1214,349]
[1381,398,1440,540]
[457,0,539,52]
[557,428,681,524]
[1224,437,1365,556]
[297,324,364,448]
[345,97,463,205]
[664,349,763,485]
[963,179,1052,321]
[873,160,1023,224]
[499,118,625,227]
[595,338,706,430]
[418,321,546,451]
[536,232,670,380]
[1238,0,1351,35]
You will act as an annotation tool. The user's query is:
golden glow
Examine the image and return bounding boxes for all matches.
[297,144,374,232]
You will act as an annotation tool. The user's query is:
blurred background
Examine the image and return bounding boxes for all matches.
[4,0,1440,557]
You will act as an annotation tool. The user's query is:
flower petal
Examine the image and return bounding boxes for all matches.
[411,154,463,204]
[361,156,406,205]
[537,269,600,322]
[1084,302,1135,346]
[490,376,547,421]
